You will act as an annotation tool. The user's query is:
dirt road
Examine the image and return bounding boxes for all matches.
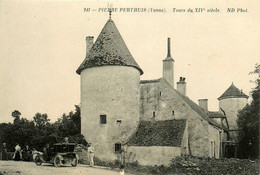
[0,161,128,175]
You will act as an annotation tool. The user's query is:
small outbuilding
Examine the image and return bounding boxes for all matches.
[124,119,188,166]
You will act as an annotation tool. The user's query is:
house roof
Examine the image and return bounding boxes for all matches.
[126,119,186,147]
[208,111,225,118]
[171,84,229,131]
[218,83,248,100]
[168,81,216,124]
[76,19,143,75]
[140,78,161,84]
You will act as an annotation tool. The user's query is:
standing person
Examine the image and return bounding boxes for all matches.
[88,143,95,167]
[119,148,126,175]
[13,144,21,161]
[119,148,126,168]
[2,143,8,160]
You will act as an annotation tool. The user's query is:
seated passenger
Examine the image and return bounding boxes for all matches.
[23,145,32,161]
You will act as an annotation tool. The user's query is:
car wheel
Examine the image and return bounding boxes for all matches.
[54,155,61,167]
[71,158,78,167]
[35,156,42,166]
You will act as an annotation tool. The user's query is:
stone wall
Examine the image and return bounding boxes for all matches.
[126,146,181,166]
[219,97,247,130]
[208,124,221,158]
[219,97,247,143]
[181,120,189,155]
[140,79,214,157]
[163,60,174,88]
[80,66,140,161]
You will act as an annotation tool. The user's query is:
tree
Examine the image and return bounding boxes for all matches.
[237,64,260,159]
[54,105,81,139]
[12,110,21,124]
[0,106,82,152]
[0,118,35,151]
[33,113,50,127]
[31,113,53,150]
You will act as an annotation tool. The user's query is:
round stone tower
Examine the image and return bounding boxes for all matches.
[218,83,248,141]
[76,17,143,161]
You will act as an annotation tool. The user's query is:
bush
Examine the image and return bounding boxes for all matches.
[68,134,87,145]
[123,156,259,175]
[168,156,259,175]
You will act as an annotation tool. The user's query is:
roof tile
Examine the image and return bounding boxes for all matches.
[126,119,186,147]
[218,83,248,100]
[76,19,143,75]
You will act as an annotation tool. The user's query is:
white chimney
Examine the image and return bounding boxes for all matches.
[198,99,208,111]
[177,77,186,96]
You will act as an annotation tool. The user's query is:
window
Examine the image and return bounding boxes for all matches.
[153,111,155,117]
[159,91,162,96]
[172,110,175,115]
[117,120,122,125]
[115,143,121,152]
[100,115,107,124]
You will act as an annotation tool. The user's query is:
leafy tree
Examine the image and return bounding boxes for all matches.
[71,105,81,133]
[33,113,50,127]
[12,110,21,124]
[0,118,35,151]
[54,105,81,138]
[237,64,260,159]
[31,113,53,150]
[0,105,83,152]
[0,123,13,150]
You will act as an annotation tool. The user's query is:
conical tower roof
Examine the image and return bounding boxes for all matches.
[76,18,143,75]
[218,83,248,100]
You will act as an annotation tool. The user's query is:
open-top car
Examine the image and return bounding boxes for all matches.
[34,143,78,167]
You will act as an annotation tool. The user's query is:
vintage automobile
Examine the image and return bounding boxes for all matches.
[34,143,79,167]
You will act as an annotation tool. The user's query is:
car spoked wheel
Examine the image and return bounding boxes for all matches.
[54,156,61,167]
[35,156,42,166]
[71,158,78,167]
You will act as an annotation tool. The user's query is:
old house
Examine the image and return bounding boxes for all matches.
[76,15,247,165]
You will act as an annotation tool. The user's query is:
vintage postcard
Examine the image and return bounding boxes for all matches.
[0,0,259,174]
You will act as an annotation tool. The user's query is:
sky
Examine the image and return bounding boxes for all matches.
[0,0,259,123]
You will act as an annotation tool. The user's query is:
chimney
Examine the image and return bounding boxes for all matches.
[167,38,171,57]
[163,37,175,88]
[177,77,186,96]
[86,36,94,56]
[198,99,208,111]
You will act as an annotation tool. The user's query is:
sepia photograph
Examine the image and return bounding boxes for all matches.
[0,0,259,174]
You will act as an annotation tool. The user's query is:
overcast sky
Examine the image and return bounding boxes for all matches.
[0,0,259,123]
